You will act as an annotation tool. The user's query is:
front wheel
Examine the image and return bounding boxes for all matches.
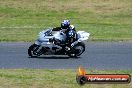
[68,42,85,57]
[28,44,42,57]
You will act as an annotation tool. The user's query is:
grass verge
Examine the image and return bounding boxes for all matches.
[0,69,131,88]
[0,0,132,41]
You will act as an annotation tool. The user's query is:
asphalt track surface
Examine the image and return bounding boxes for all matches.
[0,42,132,69]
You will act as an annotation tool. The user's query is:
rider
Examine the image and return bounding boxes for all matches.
[51,20,77,51]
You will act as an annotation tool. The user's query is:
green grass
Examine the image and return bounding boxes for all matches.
[0,0,132,41]
[0,69,131,88]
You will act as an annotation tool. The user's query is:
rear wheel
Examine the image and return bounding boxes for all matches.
[68,42,85,57]
[28,44,42,57]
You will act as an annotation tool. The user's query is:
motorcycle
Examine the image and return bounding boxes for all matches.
[28,28,90,58]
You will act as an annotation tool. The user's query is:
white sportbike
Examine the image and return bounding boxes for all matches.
[28,28,90,58]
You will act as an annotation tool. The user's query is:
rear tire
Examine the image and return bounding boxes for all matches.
[68,42,85,58]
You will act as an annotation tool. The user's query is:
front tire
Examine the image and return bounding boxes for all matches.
[28,44,41,57]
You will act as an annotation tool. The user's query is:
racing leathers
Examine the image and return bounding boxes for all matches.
[52,25,77,51]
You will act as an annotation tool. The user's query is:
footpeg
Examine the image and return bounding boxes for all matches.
[65,46,70,51]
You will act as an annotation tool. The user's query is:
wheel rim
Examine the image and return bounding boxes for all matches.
[31,46,41,57]
[74,45,84,56]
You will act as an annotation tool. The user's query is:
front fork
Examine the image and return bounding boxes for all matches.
[33,40,44,55]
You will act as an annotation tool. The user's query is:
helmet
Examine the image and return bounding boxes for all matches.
[61,20,70,29]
